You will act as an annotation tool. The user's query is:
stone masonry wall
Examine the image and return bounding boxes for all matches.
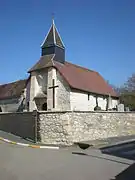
[56,71,71,111]
[39,111,135,145]
[39,112,70,145]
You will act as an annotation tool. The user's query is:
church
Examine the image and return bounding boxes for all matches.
[0,20,119,112]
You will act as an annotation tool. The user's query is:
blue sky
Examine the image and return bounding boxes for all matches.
[0,0,135,86]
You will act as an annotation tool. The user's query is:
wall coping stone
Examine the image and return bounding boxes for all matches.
[0,111,135,115]
[0,112,33,115]
[38,110,135,114]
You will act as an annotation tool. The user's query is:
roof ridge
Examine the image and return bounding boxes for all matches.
[65,61,97,73]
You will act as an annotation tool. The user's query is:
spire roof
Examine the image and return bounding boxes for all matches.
[41,20,65,49]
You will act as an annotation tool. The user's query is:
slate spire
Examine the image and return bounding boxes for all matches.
[41,19,65,63]
[41,19,65,49]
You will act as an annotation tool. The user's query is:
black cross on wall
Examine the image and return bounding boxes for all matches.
[49,79,59,108]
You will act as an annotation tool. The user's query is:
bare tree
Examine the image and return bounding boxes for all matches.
[108,74,135,110]
[123,73,135,92]
[119,74,135,110]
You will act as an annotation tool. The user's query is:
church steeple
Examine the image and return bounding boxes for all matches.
[41,19,65,64]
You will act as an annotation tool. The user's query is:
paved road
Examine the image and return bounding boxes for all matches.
[0,140,134,180]
[0,130,32,144]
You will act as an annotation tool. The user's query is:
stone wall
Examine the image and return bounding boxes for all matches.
[0,112,36,141]
[1,111,135,146]
[39,111,135,145]
[56,71,71,110]
[47,67,57,110]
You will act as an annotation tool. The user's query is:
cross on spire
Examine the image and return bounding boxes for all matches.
[52,13,55,24]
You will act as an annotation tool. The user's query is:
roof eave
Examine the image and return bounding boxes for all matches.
[0,95,21,101]
[70,86,119,98]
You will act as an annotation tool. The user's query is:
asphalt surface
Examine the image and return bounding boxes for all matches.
[0,139,134,180]
[0,130,32,144]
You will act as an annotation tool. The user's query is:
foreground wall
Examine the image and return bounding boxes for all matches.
[0,111,135,146]
[39,111,135,145]
[0,112,36,141]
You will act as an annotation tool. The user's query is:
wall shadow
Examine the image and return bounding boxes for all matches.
[100,142,135,161]
[72,151,135,180]
[72,152,131,165]
[110,163,135,180]
[100,142,135,179]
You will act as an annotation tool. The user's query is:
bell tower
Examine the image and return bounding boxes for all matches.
[41,19,65,64]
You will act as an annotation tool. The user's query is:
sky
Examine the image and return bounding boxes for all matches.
[0,0,135,86]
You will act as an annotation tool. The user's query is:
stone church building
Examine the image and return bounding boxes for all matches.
[0,20,119,112]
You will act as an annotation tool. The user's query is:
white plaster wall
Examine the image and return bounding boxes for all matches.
[0,98,19,112]
[36,70,48,93]
[88,95,97,111]
[112,99,119,108]
[98,97,107,110]
[70,92,89,111]
[29,70,48,111]
[29,72,38,111]
[0,92,26,112]
[70,91,118,111]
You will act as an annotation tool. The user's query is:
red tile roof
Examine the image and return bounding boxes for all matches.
[0,79,27,100]
[54,61,118,97]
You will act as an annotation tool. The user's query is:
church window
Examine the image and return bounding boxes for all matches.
[103,96,106,100]
[27,102,29,111]
[42,103,47,111]
[88,94,90,100]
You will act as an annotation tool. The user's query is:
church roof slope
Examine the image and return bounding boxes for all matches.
[54,61,118,97]
[28,54,54,73]
[0,79,27,100]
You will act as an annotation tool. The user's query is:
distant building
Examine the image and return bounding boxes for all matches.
[0,79,27,112]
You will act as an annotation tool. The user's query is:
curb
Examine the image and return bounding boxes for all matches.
[0,137,59,149]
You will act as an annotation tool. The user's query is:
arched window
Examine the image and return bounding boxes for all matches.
[0,107,2,112]
[42,103,47,111]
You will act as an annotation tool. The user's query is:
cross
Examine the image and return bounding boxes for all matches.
[49,79,58,108]
[52,12,55,23]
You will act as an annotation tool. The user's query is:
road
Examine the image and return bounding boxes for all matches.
[0,139,134,180]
